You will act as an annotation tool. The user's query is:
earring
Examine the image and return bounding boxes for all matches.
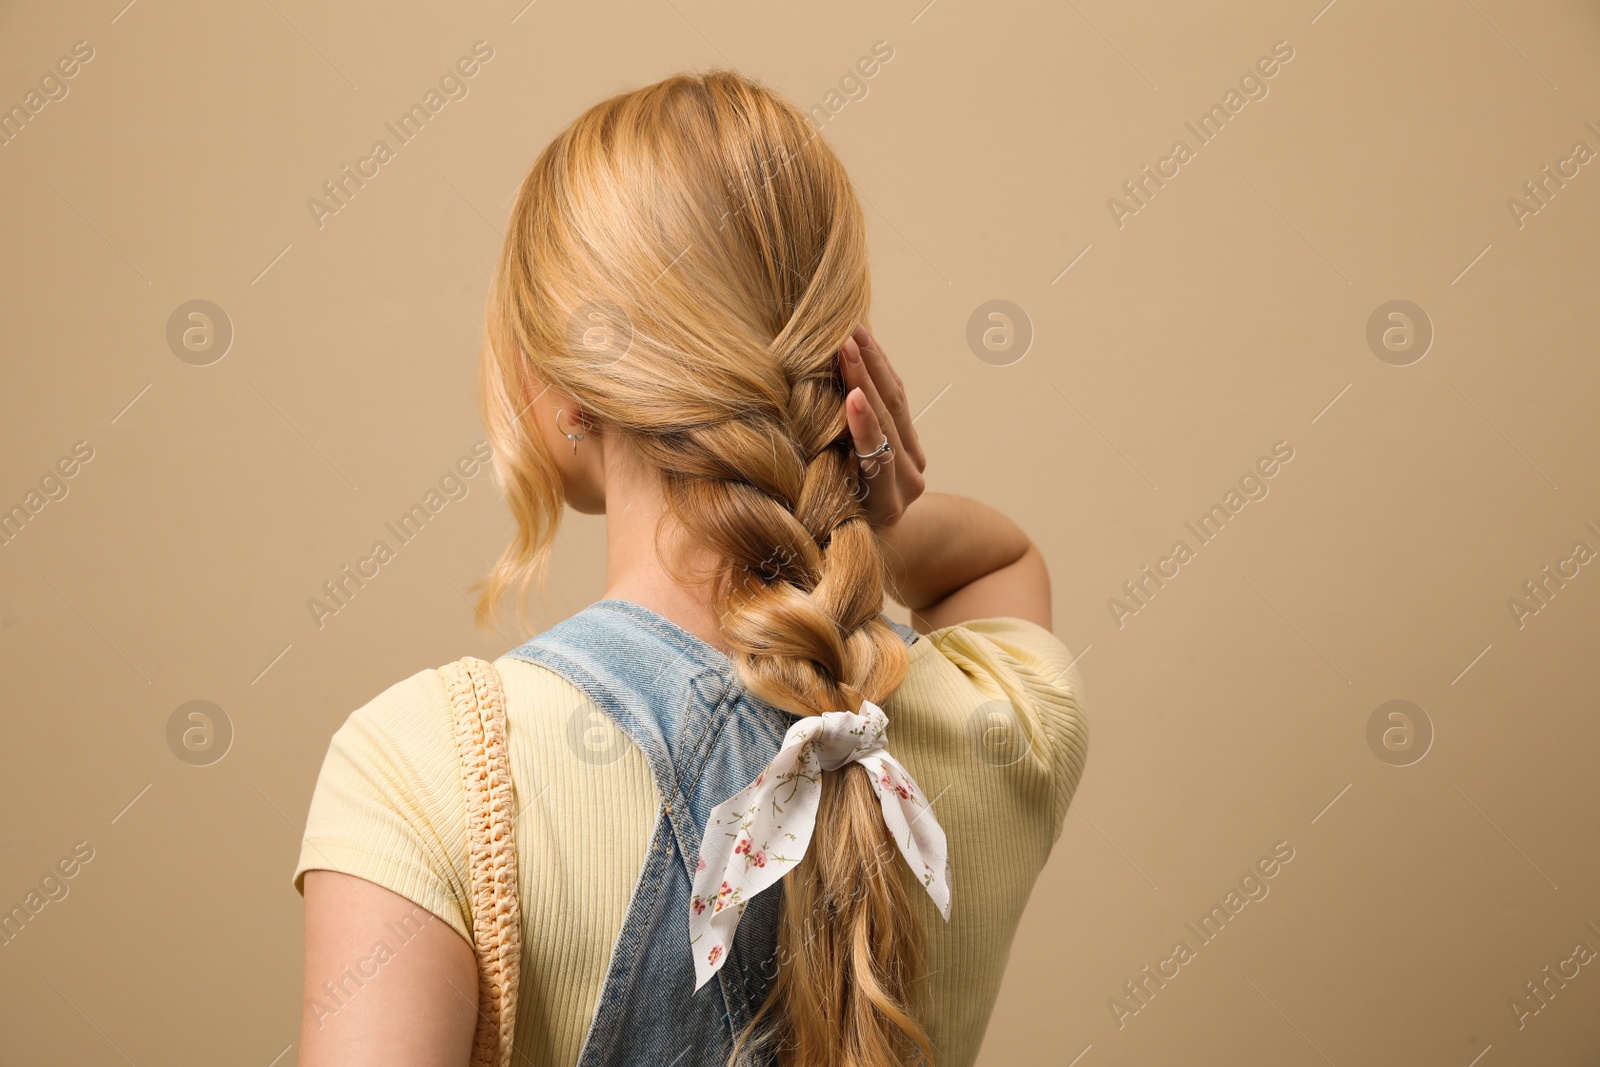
[555,407,586,454]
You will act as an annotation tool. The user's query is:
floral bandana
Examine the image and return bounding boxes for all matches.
[687,698,952,991]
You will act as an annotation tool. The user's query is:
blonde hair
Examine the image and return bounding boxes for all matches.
[475,70,933,1066]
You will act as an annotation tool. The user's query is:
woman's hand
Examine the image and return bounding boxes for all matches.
[837,324,927,529]
[835,327,1050,631]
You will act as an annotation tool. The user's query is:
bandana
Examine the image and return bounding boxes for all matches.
[687,697,952,991]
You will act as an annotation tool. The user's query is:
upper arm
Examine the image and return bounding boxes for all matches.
[292,669,482,1065]
[923,614,1090,839]
[912,542,1052,634]
[299,870,478,1066]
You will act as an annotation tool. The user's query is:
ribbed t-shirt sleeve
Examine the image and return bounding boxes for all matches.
[291,668,473,945]
[926,617,1090,842]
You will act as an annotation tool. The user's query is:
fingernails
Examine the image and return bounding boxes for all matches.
[842,337,861,363]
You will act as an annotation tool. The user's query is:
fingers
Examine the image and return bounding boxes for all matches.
[839,340,900,517]
[850,326,926,473]
[843,384,899,520]
[843,384,886,463]
[839,335,900,464]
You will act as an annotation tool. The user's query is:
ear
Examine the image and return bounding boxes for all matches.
[560,395,602,436]
[553,404,585,438]
[520,363,549,409]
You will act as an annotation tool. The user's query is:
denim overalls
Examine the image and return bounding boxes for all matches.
[503,597,921,1067]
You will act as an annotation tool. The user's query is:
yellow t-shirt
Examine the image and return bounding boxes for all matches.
[293,616,1089,1066]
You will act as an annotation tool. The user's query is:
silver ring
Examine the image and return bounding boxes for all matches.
[853,436,892,461]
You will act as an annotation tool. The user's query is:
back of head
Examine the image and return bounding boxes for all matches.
[478,70,933,1066]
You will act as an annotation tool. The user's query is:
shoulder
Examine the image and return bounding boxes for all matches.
[490,652,658,778]
[915,616,1087,716]
[490,652,595,719]
[294,664,479,937]
[322,652,641,782]
[909,617,1090,836]
[319,654,576,796]
[319,667,467,807]
[335,665,457,746]
[328,654,569,761]
[920,615,1077,673]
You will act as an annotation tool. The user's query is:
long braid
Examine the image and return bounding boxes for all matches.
[478,68,937,1066]
[628,342,931,1065]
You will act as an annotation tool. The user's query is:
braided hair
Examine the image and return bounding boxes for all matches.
[477,70,934,1066]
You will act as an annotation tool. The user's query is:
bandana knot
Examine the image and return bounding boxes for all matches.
[686,698,952,991]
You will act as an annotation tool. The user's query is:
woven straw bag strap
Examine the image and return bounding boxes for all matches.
[439,656,522,1067]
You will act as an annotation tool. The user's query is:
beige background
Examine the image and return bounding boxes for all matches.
[2,0,1598,1063]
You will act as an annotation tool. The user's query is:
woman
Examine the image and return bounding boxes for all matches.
[294,70,1088,1067]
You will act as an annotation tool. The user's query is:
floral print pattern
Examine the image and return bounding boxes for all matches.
[687,699,953,991]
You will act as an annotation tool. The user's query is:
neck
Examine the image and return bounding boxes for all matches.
[598,434,733,655]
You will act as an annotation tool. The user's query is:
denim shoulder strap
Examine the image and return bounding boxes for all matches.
[503,599,917,1067]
